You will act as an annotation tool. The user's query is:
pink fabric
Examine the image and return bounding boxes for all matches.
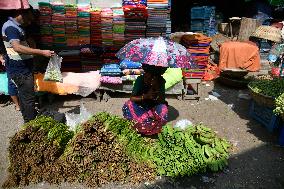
[0,0,29,10]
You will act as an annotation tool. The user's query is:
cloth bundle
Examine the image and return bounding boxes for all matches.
[100,64,122,76]
[77,4,91,45]
[101,8,114,47]
[100,76,122,84]
[122,0,147,6]
[180,33,212,78]
[123,4,147,42]
[39,2,53,48]
[120,60,143,81]
[146,0,170,37]
[52,3,66,48]
[90,9,102,46]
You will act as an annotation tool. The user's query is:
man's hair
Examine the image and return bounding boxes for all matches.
[10,6,32,18]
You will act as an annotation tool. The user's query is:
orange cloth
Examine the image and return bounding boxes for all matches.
[219,41,261,72]
[34,73,79,95]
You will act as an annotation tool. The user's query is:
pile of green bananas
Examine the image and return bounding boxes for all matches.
[248,78,284,98]
[274,93,284,119]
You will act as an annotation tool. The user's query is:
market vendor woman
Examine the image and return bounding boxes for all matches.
[123,64,168,135]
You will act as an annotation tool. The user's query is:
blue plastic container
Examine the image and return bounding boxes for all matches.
[0,72,8,95]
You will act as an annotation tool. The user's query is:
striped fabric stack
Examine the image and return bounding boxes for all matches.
[51,3,66,49]
[166,0,171,37]
[77,4,91,46]
[59,50,81,72]
[146,0,168,37]
[65,4,78,47]
[112,7,125,49]
[90,9,102,46]
[180,33,212,79]
[123,4,147,42]
[101,8,114,47]
[38,2,53,48]
[81,47,103,71]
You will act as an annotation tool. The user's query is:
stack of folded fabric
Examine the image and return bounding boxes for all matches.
[65,4,78,47]
[38,2,53,48]
[90,9,102,46]
[123,4,147,42]
[180,33,212,78]
[100,64,122,84]
[123,0,147,6]
[58,50,82,72]
[81,47,104,71]
[120,59,143,81]
[102,47,120,64]
[77,4,91,46]
[51,2,66,49]
[166,0,171,37]
[146,0,168,38]
[101,8,113,47]
[190,6,216,36]
[112,7,125,49]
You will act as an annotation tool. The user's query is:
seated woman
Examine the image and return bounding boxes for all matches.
[122,64,168,135]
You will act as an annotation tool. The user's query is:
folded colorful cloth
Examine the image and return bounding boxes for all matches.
[120,60,142,69]
[121,75,139,81]
[122,69,144,75]
[100,76,122,84]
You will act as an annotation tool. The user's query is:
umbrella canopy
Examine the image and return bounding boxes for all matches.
[116,37,197,68]
[0,0,29,10]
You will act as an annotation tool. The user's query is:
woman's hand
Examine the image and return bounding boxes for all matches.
[0,55,5,66]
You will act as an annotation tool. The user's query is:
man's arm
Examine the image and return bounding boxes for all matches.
[11,40,54,57]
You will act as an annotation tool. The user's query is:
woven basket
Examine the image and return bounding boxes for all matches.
[251,26,282,43]
[248,85,275,108]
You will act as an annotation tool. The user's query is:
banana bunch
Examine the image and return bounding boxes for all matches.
[193,124,216,145]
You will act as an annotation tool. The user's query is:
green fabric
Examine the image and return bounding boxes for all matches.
[132,75,165,101]
[113,25,125,33]
[163,68,183,90]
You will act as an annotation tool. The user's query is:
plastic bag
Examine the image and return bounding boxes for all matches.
[65,103,92,131]
[44,54,63,83]
[174,119,193,130]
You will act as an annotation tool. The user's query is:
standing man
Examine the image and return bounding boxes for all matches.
[2,9,54,122]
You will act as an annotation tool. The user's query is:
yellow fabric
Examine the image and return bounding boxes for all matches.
[34,73,79,95]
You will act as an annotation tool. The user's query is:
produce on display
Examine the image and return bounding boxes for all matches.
[3,113,231,188]
[274,93,284,119]
[248,78,284,98]
[3,116,74,188]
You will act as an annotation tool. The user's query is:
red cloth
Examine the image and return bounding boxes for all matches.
[0,0,29,10]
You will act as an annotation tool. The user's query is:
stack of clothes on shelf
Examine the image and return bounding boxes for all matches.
[90,9,102,46]
[39,2,53,48]
[100,64,123,84]
[52,2,66,49]
[190,6,216,36]
[112,7,125,49]
[77,4,91,46]
[101,8,114,47]
[123,0,147,6]
[102,47,120,64]
[123,3,148,42]
[120,60,143,82]
[65,4,78,47]
[147,0,168,37]
[81,47,103,71]
[166,0,171,37]
[58,50,81,72]
[180,33,212,79]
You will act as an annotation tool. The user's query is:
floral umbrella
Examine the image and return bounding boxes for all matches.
[116,37,197,68]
